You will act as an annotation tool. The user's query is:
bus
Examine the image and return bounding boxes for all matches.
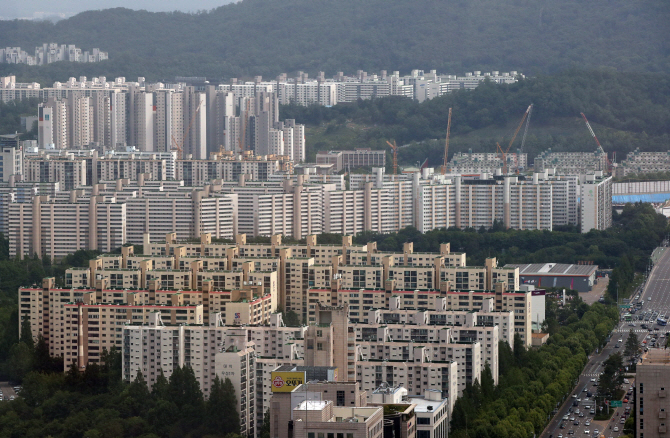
[658,317,667,326]
[624,313,632,321]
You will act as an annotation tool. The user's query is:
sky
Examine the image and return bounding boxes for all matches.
[0,0,236,21]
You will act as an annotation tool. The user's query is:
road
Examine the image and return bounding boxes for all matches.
[542,245,670,438]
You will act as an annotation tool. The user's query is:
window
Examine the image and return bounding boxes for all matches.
[417,417,430,424]
[337,390,345,406]
[317,343,323,351]
[308,433,315,438]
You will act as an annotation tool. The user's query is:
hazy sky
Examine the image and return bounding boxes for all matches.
[1,0,236,21]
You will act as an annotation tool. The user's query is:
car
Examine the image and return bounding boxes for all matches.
[579,412,584,417]
[585,420,591,426]
[560,422,566,429]
[626,406,631,411]
[590,409,596,415]
[576,398,581,402]
[557,435,563,438]
[618,338,623,343]
[624,398,629,403]
[572,401,578,406]
[615,344,620,348]
[620,418,626,424]
[629,323,636,326]
[649,297,652,301]
[584,430,590,435]
[587,392,593,397]
[572,394,577,398]
[624,378,630,384]
[570,416,575,421]
[8,396,14,400]
[568,430,574,435]
[590,378,596,382]
[613,426,619,432]
[573,420,579,426]
[563,415,569,421]
[643,340,647,344]
[594,429,599,435]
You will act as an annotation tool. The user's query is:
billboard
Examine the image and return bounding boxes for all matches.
[271,371,305,392]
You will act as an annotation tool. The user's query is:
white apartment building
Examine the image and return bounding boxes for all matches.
[8,182,238,259]
[123,313,256,436]
[614,148,670,178]
[534,146,609,174]
[580,172,613,233]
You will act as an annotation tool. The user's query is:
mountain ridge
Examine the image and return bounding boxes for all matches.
[0,0,668,81]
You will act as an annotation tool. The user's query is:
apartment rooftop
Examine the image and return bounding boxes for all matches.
[642,348,670,365]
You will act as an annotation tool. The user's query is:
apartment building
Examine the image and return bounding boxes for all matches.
[636,348,670,438]
[615,149,670,178]
[0,44,107,66]
[123,312,256,437]
[534,147,609,174]
[580,173,613,233]
[8,182,238,259]
[316,149,387,172]
[176,151,291,185]
[24,153,87,189]
[447,151,528,174]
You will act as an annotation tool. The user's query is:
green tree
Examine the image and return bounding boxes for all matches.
[206,376,241,436]
[19,316,34,349]
[283,310,301,327]
[624,330,639,358]
[260,409,271,438]
[6,342,33,383]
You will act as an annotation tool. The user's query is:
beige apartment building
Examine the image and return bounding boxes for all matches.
[636,348,670,438]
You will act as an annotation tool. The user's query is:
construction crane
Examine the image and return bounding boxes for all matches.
[519,104,533,153]
[580,112,612,172]
[171,98,204,160]
[441,108,452,174]
[386,140,398,175]
[498,104,532,174]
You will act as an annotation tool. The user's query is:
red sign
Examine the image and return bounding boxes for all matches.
[273,376,285,389]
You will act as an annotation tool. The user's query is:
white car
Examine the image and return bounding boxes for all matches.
[584,430,590,435]
[613,426,619,432]
[585,420,591,426]
[618,338,623,342]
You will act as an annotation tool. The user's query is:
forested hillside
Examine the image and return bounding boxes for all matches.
[0,0,668,82]
[280,70,670,165]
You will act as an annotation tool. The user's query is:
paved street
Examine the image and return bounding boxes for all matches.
[542,245,670,438]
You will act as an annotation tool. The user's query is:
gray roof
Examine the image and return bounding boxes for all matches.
[504,263,598,277]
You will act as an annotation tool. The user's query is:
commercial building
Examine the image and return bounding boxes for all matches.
[504,263,598,293]
[636,348,670,438]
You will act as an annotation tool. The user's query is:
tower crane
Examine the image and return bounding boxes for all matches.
[498,104,532,174]
[580,112,612,171]
[441,108,452,175]
[171,98,204,160]
[519,104,533,154]
[386,140,398,175]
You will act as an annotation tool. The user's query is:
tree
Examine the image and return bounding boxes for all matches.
[7,342,33,383]
[260,409,271,438]
[598,352,624,402]
[283,310,301,327]
[206,376,240,436]
[624,330,639,358]
[19,316,34,349]
[151,369,169,400]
